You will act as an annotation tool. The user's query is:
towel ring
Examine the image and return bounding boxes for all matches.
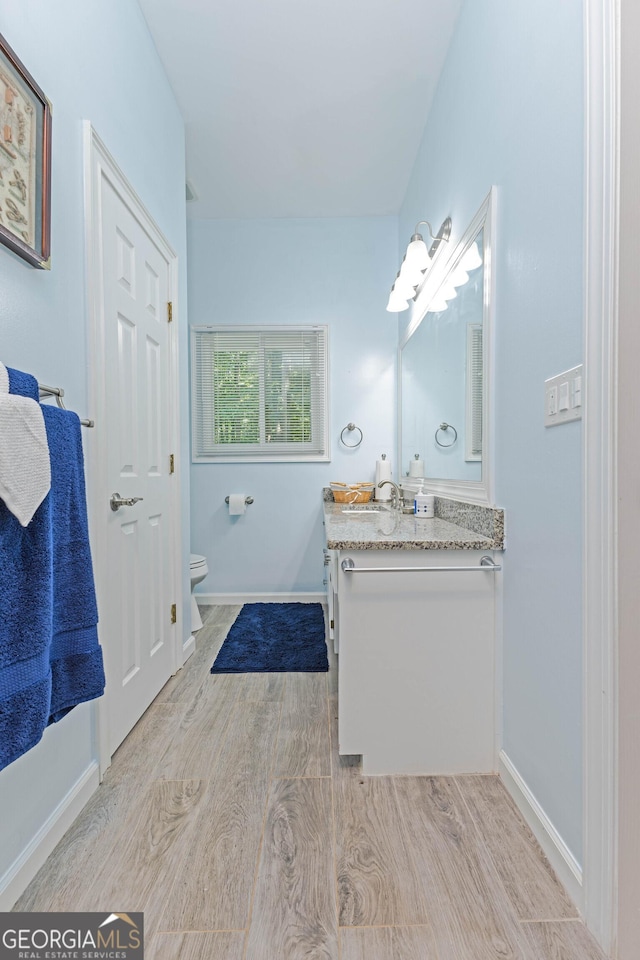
[340,422,363,448]
[435,422,458,447]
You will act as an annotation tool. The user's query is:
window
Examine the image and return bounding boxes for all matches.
[465,322,483,461]
[191,325,329,462]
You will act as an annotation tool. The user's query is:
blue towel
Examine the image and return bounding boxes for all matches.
[0,374,105,771]
[41,405,105,723]
[0,367,53,768]
[0,494,53,770]
[7,366,39,401]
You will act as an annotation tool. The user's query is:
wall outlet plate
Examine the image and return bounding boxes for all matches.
[544,364,583,427]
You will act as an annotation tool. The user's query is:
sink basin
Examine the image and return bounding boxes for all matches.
[341,505,382,514]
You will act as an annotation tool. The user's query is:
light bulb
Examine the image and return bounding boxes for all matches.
[428,296,449,314]
[386,287,410,312]
[450,265,469,287]
[460,241,482,272]
[398,257,423,291]
[404,237,430,272]
[395,270,419,301]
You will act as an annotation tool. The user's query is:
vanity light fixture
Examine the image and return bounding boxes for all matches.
[386,216,452,313]
[427,239,483,316]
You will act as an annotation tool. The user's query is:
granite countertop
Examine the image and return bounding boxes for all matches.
[322,492,505,551]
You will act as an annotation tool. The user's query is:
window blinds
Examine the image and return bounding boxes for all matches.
[466,323,483,461]
[191,325,329,462]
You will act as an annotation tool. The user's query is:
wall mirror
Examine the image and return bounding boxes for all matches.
[398,189,495,504]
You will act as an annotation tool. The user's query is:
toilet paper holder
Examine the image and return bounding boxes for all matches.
[225,495,254,505]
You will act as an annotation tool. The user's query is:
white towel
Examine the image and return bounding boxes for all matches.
[0,361,51,526]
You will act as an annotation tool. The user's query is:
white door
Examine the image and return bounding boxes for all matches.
[87,128,180,759]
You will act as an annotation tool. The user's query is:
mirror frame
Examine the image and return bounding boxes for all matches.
[398,188,496,505]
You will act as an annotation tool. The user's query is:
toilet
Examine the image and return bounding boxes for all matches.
[189,553,209,632]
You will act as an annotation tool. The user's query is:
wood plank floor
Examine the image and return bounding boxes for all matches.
[14,605,609,960]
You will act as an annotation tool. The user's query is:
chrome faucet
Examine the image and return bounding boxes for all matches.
[377,479,402,509]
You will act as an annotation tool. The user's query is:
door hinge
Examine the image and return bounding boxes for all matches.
[170,603,177,624]
[167,301,173,323]
[169,453,175,474]
[330,619,334,629]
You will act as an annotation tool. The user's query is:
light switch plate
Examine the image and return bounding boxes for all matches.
[545,364,583,427]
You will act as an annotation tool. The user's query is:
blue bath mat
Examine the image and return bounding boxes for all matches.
[211,602,328,673]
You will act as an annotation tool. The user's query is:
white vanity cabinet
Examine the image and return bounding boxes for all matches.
[323,548,339,654]
[336,548,498,776]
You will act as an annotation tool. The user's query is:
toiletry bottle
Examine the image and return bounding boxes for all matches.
[414,482,435,518]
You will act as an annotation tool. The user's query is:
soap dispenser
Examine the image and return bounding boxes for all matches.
[413,482,435,518]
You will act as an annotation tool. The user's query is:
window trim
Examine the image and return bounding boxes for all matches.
[190,324,330,463]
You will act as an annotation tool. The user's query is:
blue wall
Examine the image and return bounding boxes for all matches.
[0,0,189,899]
[400,0,584,860]
[188,217,398,595]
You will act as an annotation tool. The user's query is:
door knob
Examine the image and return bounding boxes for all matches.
[110,492,144,512]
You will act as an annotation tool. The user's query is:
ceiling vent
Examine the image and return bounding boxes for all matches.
[185,179,198,203]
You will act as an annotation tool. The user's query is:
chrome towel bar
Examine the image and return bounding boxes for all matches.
[39,383,94,428]
[340,556,501,574]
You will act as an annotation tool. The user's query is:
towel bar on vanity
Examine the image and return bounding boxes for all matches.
[340,556,501,573]
[38,383,94,428]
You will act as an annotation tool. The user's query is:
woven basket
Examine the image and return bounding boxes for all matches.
[330,482,375,504]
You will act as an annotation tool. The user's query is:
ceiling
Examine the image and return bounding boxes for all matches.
[137,0,462,220]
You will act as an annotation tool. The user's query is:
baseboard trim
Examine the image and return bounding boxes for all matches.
[499,750,583,911]
[0,760,100,910]
[182,634,196,662]
[197,592,327,605]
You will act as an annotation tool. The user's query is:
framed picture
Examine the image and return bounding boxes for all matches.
[0,32,51,269]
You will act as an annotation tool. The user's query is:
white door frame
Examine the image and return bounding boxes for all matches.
[83,122,183,775]
[583,0,618,951]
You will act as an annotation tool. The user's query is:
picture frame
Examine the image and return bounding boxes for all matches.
[0,32,51,269]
